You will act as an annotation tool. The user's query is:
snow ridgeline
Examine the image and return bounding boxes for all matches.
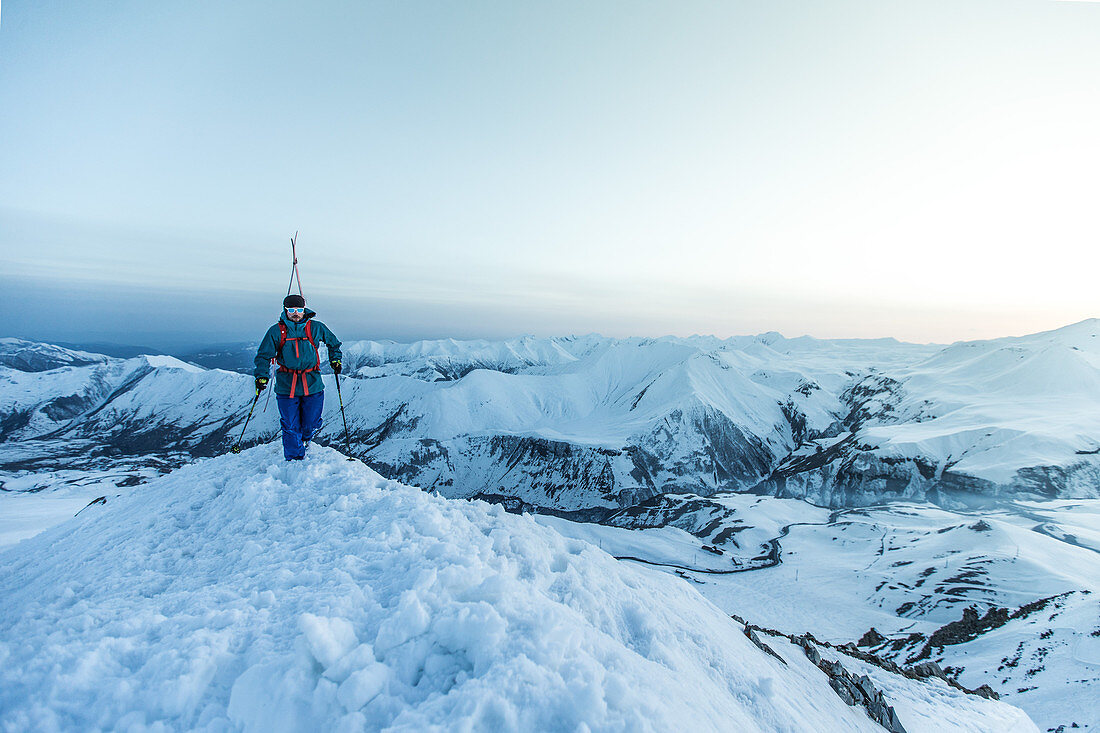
[0,447,1035,732]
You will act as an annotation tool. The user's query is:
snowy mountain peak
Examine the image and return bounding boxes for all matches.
[136,354,205,372]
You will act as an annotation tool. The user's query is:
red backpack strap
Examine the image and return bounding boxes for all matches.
[305,321,320,371]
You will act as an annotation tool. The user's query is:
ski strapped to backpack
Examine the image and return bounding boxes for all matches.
[287,231,303,298]
[277,320,321,398]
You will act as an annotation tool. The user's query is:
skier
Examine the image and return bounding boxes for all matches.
[253,294,343,461]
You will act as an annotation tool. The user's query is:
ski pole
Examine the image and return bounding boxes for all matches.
[262,360,275,413]
[230,392,261,454]
[334,371,354,458]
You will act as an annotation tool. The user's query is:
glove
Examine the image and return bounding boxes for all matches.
[330,360,342,375]
[255,377,268,394]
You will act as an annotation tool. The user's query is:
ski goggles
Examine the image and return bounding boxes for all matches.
[286,307,305,314]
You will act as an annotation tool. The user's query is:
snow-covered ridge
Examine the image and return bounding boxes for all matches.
[0,337,109,372]
[1,319,1098,508]
[0,446,1036,731]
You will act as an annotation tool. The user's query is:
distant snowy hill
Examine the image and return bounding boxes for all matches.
[758,319,1100,504]
[2,321,1098,510]
[0,337,108,372]
[0,350,238,465]
[0,446,1036,732]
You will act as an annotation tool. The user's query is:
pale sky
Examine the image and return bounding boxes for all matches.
[2,0,1097,349]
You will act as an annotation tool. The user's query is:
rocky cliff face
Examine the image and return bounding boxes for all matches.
[359,402,778,511]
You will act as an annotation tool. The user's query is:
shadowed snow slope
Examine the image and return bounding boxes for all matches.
[0,447,1035,732]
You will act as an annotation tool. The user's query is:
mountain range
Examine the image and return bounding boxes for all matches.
[2,320,1097,511]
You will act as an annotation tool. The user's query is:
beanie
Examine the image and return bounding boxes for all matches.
[283,294,306,308]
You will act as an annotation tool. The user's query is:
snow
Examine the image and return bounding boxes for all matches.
[139,354,206,372]
[5,321,1099,510]
[535,514,744,571]
[537,495,1099,730]
[0,338,108,371]
[0,473,132,548]
[862,320,1100,485]
[3,323,1098,728]
[808,643,1037,733]
[0,446,1033,731]
[934,590,1100,730]
[537,493,830,572]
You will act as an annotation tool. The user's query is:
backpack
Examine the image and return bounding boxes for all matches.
[277,321,321,398]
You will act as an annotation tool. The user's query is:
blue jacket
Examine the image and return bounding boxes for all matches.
[254,309,342,397]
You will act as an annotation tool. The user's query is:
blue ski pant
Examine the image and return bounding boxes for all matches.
[276,391,324,460]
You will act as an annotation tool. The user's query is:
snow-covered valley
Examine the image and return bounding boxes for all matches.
[539,494,1100,730]
[2,321,1098,730]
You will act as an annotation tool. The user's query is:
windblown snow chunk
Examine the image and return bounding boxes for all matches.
[0,446,1036,731]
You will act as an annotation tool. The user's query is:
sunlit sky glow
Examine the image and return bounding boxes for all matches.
[2,0,1097,350]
